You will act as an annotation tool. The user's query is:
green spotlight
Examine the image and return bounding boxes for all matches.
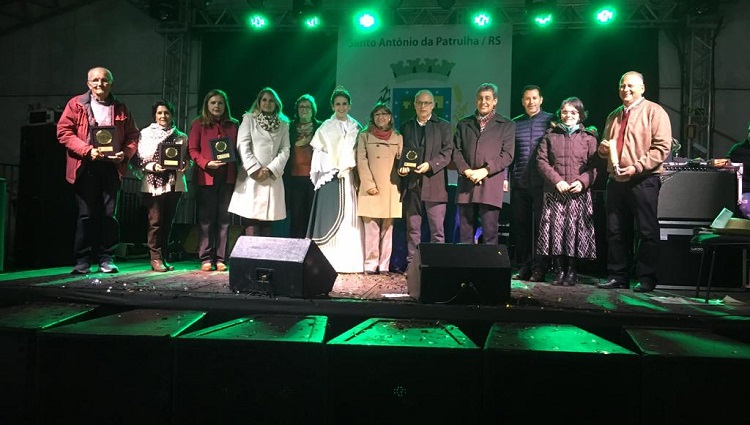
[594,6,617,24]
[533,13,553,26]
[358,12,377,28]
[354,9,381,31]
[304,14,321,28]
[472,12,491,27]
[526,0,556,27]
[247,13,268,29]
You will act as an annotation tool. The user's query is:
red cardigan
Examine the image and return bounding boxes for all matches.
[188,118,239,186]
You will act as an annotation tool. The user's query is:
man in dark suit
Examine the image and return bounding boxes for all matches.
[398,89,454,266]
[452,83,515,244]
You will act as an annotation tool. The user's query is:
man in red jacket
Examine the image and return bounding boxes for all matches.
[57,66,139,274]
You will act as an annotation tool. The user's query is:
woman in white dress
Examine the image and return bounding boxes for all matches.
[307,86,365,273]
[228,87,290,236]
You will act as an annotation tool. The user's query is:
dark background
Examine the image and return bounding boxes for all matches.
[200,28,659,130]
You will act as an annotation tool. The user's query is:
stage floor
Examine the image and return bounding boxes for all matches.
[3,258,750,425]
[2,258,749,338]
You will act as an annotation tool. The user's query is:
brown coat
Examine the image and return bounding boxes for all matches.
[356,130,403,218]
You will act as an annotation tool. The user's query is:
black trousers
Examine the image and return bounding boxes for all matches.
[605,175,661,284]
[143,191,182,261]
[458,203,500,244]
[72,161,120,266]
[510,184,548,272]
[196,179,233,264]
[403,188,446,264]
[287,175,315,239]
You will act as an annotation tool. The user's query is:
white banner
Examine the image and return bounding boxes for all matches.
[336,24,513,129]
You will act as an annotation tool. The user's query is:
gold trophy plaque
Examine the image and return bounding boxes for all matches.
[398,147,423,170]
[210,137,236,163]
[90,126,120,158]
[159,143,186,170]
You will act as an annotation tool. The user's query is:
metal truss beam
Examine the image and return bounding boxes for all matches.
[682,26,717,159]
[168,1,684,32]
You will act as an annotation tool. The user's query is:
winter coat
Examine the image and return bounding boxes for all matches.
[536,124,598,193]
[356,130,403,218]
[452,112,515,208]
[228,112,290,221]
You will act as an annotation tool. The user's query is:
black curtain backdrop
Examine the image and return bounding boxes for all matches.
[511,28,660,132]
[200,30,338,122]
[198,27,658,254]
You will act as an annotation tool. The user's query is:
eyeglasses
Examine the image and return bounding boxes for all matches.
[415,101,434,107]
[88,79,110,86]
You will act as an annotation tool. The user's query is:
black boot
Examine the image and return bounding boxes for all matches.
[551,256,566,286]
[563,257,578,286]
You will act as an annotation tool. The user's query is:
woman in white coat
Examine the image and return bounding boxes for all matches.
[228,87,290,236]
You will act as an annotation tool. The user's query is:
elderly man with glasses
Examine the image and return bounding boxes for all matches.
[397,89,454,269]
[57,66,139,274]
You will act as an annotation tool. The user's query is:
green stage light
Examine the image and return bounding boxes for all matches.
[472,12,491,27]
[247,13,268,29]
[358,12,376,28]
[294,0,322,30]
[304,15,321,28]
[594,6,617,24]
[526,0,556,27]
[533,13,553,26]
[354,10,382,31]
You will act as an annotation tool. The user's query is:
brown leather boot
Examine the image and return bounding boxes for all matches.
[150,259,168,272]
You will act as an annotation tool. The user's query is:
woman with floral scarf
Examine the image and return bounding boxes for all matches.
[134,100,189,272]
[228,87,290,236]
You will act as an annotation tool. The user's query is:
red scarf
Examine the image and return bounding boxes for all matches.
[370,126,392,141]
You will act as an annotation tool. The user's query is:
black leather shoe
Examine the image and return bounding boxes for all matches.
[597,279,628,289]
[513,267,532,281]
[529,270,546,282]
[633,282,656,292]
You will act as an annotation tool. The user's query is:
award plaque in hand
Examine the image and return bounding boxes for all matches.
[210,137,236,163]
[159,143,186,170]
[398,147,423,170]
[90,126,121,158]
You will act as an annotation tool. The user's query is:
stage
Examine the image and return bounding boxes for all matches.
[1,258,749,327]
[2,259,750,424]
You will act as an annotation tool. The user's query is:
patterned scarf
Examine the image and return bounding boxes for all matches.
[137,123,179,196]
[476,109,495,132]
[256,111,281,133]
[295,121,314,146]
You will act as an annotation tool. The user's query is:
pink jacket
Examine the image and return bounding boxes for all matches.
[57,92,139,184]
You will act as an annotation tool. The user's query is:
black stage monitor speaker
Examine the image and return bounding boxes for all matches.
[407,243,511,305]
[658,168,738,221]
[229,236,337,298]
